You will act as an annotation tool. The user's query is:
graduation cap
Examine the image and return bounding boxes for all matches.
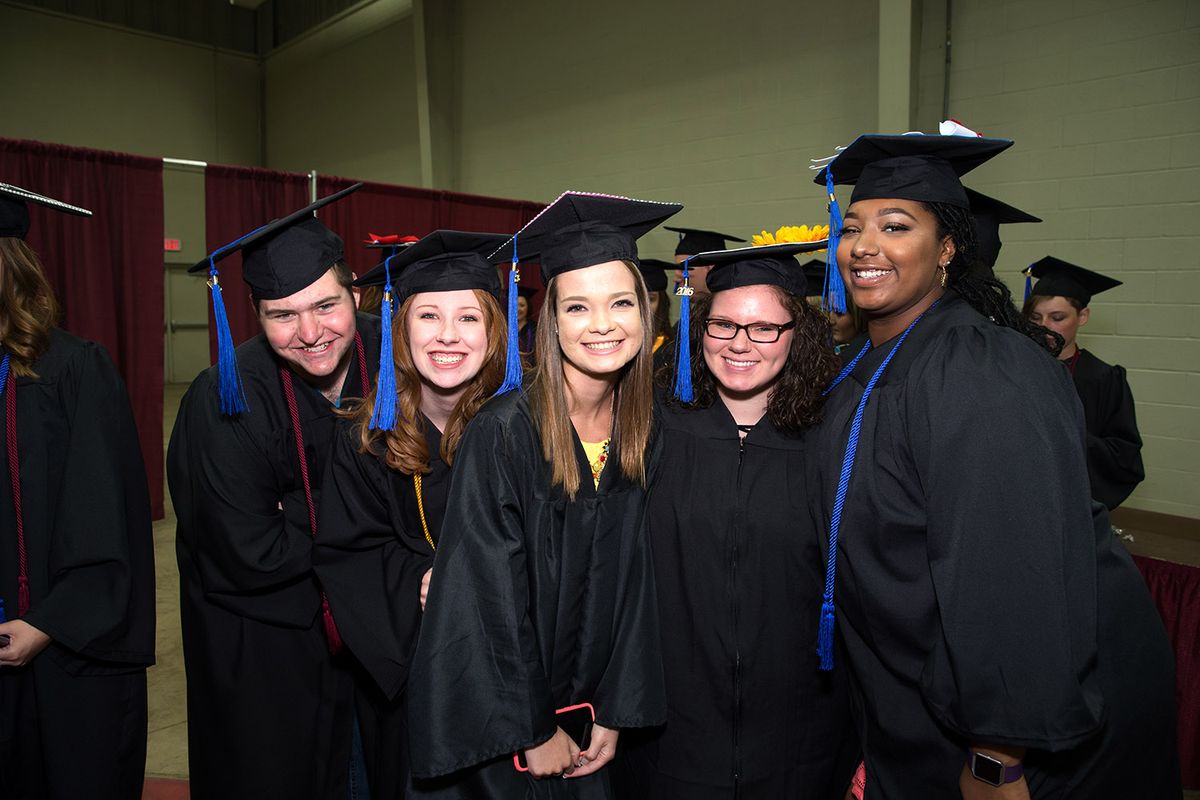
[515,284,539,300]
[636,258,674,293]
[809,128,1013,314]
[800,259,827,299]
[0,182,92,239]
[489,191,683,394]
[190,183,363,415]
[663,226,746,257]
[1023,256,1121,306]
[355,230,507,431]
[965,188,1041,272]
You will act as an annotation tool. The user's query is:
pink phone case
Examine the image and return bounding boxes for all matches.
[512,702,596,773]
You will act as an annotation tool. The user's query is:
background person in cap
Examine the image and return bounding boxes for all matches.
[964,187,1041,279]
[637,258,673,353]
[807,130,1178,799]
[0,184,155,799]
[407,191,679,797]
[616,241,858,799]
[664,226,746,298]
[1023,256,1144,510]
[167,185,381,799]
[311,231,509,799]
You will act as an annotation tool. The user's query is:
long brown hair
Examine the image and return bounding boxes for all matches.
[529,260,655,500]
[662,287,839,433]
[350,289,507,474]
[0,238,59,377]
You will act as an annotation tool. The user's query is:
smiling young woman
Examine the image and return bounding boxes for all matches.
[406,192,681,799]
[805,132,1179,799]
[310,230,508,798]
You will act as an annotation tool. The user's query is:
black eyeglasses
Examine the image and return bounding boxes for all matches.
[704,318,796,343]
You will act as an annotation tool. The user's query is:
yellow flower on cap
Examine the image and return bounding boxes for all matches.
[751,224,830,248]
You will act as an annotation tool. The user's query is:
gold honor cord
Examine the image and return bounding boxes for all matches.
[413,473,435,552]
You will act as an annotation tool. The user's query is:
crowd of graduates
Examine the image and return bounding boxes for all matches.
[0,122,1179,800]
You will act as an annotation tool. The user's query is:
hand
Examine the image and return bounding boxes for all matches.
[0,620,52,667]
[567,723,619,778]
[420,568,432,611]
[523,727,580,779]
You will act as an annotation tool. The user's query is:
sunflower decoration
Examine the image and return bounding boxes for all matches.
[751,224,829,255]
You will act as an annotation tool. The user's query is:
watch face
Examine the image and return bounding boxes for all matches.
[971,752,1005,785]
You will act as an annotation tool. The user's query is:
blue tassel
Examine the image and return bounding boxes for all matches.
[1024,270,1033,303]
[0,353,9,395]
[369,256,398,430]
[209,261,248,416]
[495,236,523,395]
[817,599,836,670]
[671,257,694,402]
[824,170,847,314]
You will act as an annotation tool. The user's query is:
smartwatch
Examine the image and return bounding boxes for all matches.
[967,750,1024,786]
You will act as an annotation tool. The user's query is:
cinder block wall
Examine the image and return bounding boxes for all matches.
[944,0,1200,517]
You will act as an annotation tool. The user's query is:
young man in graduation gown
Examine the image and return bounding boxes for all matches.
[1023,257,1145,510]
[168,185,380,799]
[0,183,156,799]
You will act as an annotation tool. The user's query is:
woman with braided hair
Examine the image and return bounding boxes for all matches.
[0,184,154,799]
[805,134,1178,799]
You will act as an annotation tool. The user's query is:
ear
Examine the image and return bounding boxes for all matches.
[940,235,957,266]
[1078,306,1090,327]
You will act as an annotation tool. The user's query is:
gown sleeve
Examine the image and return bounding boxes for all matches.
[591,423,666,730]
[1084,363,1144,510]
[910,326,1105,750]
[406,410,556,779]
[313,423,432,700]
[23,343,155,665]
[171,375,318,625]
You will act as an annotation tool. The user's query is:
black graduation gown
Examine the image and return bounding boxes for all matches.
[0,329,155,800]
[1070,349,1144,510]
[407,391,666,799]
[616,396,857,799]
[168,313,380,800]
[806,294,1179,799]
[313,416,447,798]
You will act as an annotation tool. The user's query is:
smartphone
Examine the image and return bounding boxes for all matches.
[513,702,595,772]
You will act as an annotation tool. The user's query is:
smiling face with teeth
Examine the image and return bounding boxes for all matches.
[257,266,357,397]
[553,260,645,385]
[405,289,491,396]
[702,285,795,405]
[837,198,955,342]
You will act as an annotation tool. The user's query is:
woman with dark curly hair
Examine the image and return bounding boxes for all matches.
[311,230,508,798]
[0,183,155,799]
[807,132,1178,799]
[615,241,859,799]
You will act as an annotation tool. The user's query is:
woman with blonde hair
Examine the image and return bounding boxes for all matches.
[0,183,155,799]
[313,230,510,798]
[407,192,682,798]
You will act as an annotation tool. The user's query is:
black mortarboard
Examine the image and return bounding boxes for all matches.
[965,187,1041,270]
[516,284,538,300]
[809,129,1012,314]
[800,259,827,299]
[358,230,508,431]
[489,191,682,394]
[664,226,747,257]
[813,134,1013,208]
[1023,256,1121,306]
[190,183,362,301]
[191,183,362,415]
[692,241,828,297]
[0,182,92,239]
[636,258,673,293]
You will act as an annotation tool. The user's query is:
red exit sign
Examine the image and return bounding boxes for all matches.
[164,238,182,252]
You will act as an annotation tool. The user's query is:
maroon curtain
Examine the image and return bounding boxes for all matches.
[1132,554,1200,787]
[0,137,165,519]
[203,165,310,356]
[316,176,546,310]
